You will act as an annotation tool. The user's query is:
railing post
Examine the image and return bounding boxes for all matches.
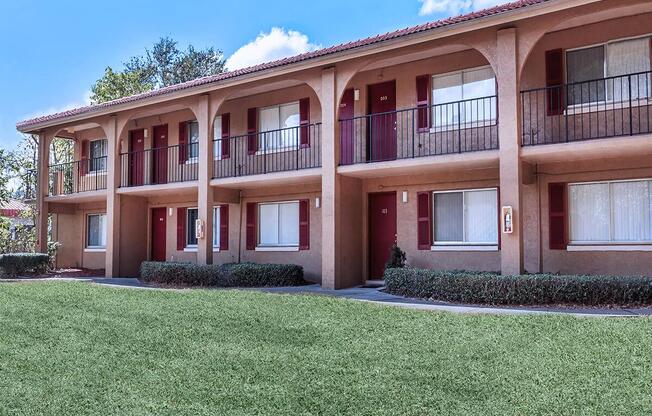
[457,101,462,153]
[628,74,633,136]
[564,85,569,142]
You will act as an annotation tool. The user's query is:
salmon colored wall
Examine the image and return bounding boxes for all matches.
[52,201,107,270]
[119,195,148,277]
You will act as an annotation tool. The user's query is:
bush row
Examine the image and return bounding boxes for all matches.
[0,253,50,277]
[384,267,652,306]
[140,261,305,287]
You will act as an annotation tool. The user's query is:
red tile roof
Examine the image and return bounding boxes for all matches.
[17,0,550,130]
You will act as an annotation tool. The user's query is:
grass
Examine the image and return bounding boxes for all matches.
[1,282,651,415]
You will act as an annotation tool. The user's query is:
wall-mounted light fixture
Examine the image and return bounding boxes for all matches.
[143,129,148,138]
[402,191,409,204]
[168,207,174,217]
[315,197,321,208]
[354,89,360,101]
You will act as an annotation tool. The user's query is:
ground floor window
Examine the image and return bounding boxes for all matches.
[86,213,107,248]
[433,188,497,244]
[569,179,652,243]
[258,201,299,247]
[213,206,220,248]
[186,208,198,247]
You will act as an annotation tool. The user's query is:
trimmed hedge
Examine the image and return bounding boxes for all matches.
[384,267,652,306]
[140,261,305,287]
[0,253,50,277]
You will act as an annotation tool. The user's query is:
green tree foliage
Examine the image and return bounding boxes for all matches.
[91,37,225,104]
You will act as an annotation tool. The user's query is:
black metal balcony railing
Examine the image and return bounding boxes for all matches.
[120,143,199,187]
[338,95,498,165]
[213,123,321,179]
[48,157,108,196]
[521,71,652,146]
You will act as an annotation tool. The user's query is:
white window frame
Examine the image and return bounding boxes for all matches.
[256,200,300,250]
[258,102,301,153]
[431,187,498,249]
[186,121,200,163]
[85,213,107,250]
[213,206,220,250]
[88,138,108,175]
[568,178,652,247]
[564,33,652,110]
[185,207,198,251]
[213,115,223,161]
[430,65,497,132]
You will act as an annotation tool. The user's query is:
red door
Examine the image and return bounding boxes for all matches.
[152,125,168,184]
[151,207,167,261]
[339,88,355,165]
[129,129,145,186]
[367,80,397,162]
[368,192,397,280]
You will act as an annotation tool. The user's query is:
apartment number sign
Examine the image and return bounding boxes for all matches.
[379,95,389,101]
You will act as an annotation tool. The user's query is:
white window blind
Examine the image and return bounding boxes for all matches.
[258,202,299,246]
[433,188,497,244]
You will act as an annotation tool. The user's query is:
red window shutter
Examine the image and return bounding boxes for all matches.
[417,192,431,250]
[247,108,258,155]
[299,98,310,148]
[219,204,229,250]
[416,75,430,131]
[178,121,188,163]
[549,183,568,250]
[299,199,310,250]
[220,113,230,159]
[177,207,186,250]
[80,140,89,175]
[545,49,565,116]
[497,187,501,250]
[246,202,257,250]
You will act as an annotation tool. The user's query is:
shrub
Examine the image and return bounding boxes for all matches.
[0,253,50,277]
[384,267,652,306]
[385,244,406,270]
[139,261,305,288]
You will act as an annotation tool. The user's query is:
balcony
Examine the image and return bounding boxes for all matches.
[212,123,321,179]
[338,95,498,166]
[120,143,199,187]
[48,157,107,196]
[521,71,652,146]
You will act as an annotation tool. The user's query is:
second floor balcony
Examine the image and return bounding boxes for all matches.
[49,157,107,196]
[521,70,652,146]
[119,143,199,187]
[338,95,498,166]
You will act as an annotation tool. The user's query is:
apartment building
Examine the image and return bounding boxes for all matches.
[17,0,652,288]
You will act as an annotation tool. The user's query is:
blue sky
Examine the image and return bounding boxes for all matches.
[0,0,499,150]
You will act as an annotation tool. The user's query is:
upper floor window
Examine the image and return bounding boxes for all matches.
[566,36,651,105]
[89,139,107,172]
[213,115,222,159]
[258,201,299,247]
[431,66,496,127]
[569,179,652,244]
[86,213,107,248]
[259,102,300,151]
[187,121,200,160]
[433,188,497,245]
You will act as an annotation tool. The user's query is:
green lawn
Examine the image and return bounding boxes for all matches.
[1,282,651,415]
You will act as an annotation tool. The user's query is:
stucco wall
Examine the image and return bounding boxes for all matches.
[51,201,107,270]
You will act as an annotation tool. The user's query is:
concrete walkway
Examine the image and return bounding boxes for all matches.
[3,277,652,317]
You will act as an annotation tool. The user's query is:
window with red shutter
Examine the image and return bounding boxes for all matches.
[299,98,310,148]
[247,108,258,155]
[178,121,188,163]
[416,75,430,131]
[219,204,229,250]
[545,49,565,116]
[220,113,230,159]
[548,183,567,250]
[417,192,431,250]
[246,202,257,250]
[80,140,89,175]
[177,207,186,250]
[299,199,309,250]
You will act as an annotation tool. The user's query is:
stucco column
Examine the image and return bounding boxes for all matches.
[321,67,339,289]
[197,94,214,264]
[105,116,121,277]
[35,133,50,253]
[496,28,524,275]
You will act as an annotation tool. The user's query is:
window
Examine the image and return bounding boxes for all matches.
[86,213,107,248]
[431,66,496,127]
[569,179,652,243]
[187,121,200,159]
[433,188,497,244]
[213,206,220,248]
[89,139,107,172]
[186,208,198,247]
[258,201,299,247]
[566,36,651,105]
[213,115,222,159]
[259,102,300,151]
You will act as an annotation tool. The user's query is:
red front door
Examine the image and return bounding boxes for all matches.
[339,88,355,165]
[368,192,397,280]
[151,207,167,261]
[152,125,168,184]
[129,129,145,186]
[367,80,397,162]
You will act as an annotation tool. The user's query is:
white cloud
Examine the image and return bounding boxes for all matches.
[23,90,92,120]
[418,0,504,16]
[225,27,321,71]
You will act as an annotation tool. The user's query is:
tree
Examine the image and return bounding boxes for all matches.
[90,37,225,104]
